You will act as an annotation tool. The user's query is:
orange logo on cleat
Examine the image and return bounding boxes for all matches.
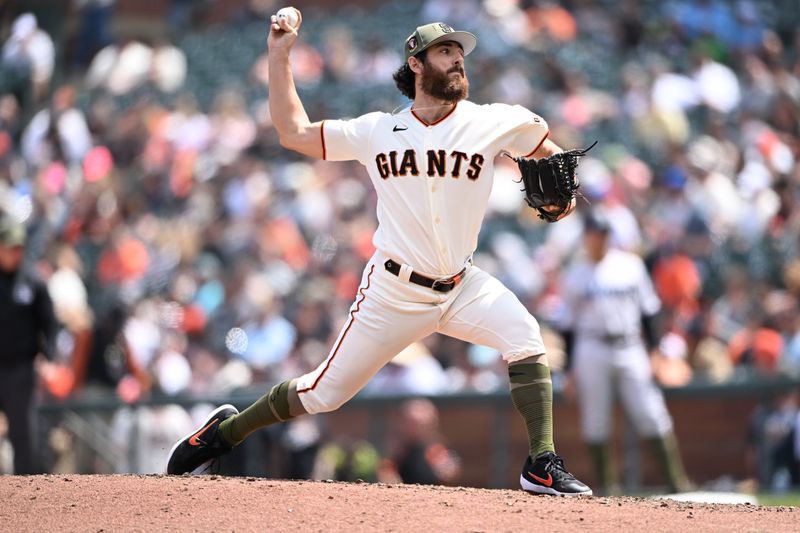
[188,419,218,446]
[530,472,553,487]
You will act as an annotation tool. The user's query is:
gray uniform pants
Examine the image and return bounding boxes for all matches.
[573,336,673,442]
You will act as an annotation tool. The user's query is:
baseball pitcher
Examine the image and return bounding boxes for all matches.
[167,11,591,496]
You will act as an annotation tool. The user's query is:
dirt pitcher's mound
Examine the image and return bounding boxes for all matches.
[1,475,797,532]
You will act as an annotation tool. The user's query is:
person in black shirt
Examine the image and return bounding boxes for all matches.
[0,217,56,474]
[388,399,461,486]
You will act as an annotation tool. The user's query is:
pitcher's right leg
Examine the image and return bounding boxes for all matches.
[437,267,591,496]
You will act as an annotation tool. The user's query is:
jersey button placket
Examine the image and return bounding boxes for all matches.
[425,127,447,268]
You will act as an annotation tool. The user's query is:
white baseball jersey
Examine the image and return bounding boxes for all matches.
[561,248,661,339]
[322,101,548,277]
[562,249,673,442]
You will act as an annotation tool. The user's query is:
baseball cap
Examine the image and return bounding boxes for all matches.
[404,22,477,60]
[583,210,611,234]
[0,217,26,246]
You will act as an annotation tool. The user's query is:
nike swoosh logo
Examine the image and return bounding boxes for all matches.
[188,418,218,446]
[393,125,407,132]
[530,472,553,487]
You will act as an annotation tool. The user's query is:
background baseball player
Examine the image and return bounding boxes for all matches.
[167,10,591,496]
[560,210,690,494]
[0,216,57,474]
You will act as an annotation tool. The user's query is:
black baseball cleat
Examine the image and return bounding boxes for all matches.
[166,404,238,475]
[520,452,593,497]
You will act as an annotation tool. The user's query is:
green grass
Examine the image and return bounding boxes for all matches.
[757,492,800,507]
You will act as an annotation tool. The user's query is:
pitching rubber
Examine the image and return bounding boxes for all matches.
[520,475,593,497]
[164,403,238,474]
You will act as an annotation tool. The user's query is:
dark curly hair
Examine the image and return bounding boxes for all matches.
[392,50,427,100]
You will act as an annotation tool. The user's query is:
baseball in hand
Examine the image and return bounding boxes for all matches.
[276,7,299,29]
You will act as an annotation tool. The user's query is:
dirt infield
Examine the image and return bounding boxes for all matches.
[1,475,797,532]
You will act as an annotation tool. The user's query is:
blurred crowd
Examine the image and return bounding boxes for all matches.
[0,0,799,477]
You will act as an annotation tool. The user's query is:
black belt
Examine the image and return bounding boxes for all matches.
[583,333,640,347]
[384,259,467,293]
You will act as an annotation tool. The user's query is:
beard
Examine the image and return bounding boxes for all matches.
[420,62,469,103]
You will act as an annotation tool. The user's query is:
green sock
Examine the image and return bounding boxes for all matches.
[218,380,295,446]
[508,362,555,459]
[587,441,617,492]
[647,432,690,492]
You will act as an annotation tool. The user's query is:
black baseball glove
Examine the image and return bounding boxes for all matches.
[513,141,597,223]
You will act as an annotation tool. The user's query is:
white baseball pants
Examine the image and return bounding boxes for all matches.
[296,253,546,414]
[573,337,673,442]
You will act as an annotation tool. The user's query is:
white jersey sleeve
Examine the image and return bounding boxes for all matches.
[489,104,549,158]
[321,112,384,164]
[636,258,661,317]
[556,258,592,330]
[556,262,582,330]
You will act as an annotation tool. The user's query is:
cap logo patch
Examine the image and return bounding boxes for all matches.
[407,36,417,51]
[438,23,453,33]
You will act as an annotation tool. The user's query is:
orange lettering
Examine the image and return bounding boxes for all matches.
[375,153,390,179]
[427,149,446,177]
[467,153,484,180]
[399,149,419,176]
[450,151,468,178]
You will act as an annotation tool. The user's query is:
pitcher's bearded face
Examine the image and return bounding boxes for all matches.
[419,43,469,103]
